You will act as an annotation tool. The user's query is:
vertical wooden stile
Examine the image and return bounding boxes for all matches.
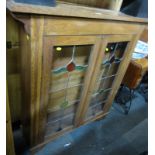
[75,36,108,126]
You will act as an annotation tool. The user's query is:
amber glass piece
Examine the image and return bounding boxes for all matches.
[67,62,76,72]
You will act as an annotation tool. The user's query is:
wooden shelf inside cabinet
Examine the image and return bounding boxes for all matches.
[6,1,147,153]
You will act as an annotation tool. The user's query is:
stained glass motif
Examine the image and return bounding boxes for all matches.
[52,46,89,74]
[67,62,76,72]
[52,65,87,74]
[46,44,92,135]
[60,100,69,109]
[109,55,115,64]
[51,45,91,110]
[85,41,128,120]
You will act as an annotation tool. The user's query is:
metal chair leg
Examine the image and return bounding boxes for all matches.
[124,89,134,115]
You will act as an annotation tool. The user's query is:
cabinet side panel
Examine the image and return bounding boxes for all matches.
[30,16,44,146]
[20,24,31,145]
[6,12,22,123]
[20,15,46,147]
[6,83,16,155]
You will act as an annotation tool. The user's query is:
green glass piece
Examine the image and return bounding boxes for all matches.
[52,67,67,74]
[76,65,87,71]
[102,57,121,66]
[102,60,110,66]
[52,65,87,74]
[114,58,121,63]
[98,89,105,94]
[60,100,69,109]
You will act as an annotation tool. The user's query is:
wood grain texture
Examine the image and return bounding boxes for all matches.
[44,17,144,36]
[75,37,107,126]
[139,26,148,42]
[30,15,44,146]
[50,71,85,93]
[46,35,97,45]
[75,35,138,125]
[31,112,108,154]
[7,0,147,23]
[26,28,145,154]
[48,41,92,116]
[107,34,133,42]
[6,83,16,155]
[7,74,21,123]
[7,12,21,123]
[47,103,77,123]
[7,4,147,150]
[20,15,45,146]
[42,35,98,136]
[30,126,73,154]
[48,86,82,112]
[38,37,53,144]
[20,23,31,145]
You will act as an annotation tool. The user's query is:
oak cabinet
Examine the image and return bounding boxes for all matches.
[7,0,147,152]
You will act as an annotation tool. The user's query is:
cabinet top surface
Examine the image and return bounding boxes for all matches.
[7,0,147,24]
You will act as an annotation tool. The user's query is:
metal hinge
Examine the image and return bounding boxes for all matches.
[6,41,20,49]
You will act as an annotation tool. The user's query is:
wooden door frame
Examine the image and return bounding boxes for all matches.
[35,33,142,143]
[102,34,142,115]
[75,34,141,126]
[38,35,103,144]
[30,30,144,152]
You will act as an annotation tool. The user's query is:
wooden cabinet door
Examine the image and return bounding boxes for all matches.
[40,35,106,142]
[75,34,139,125]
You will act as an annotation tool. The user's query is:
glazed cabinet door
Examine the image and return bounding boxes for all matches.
[75,34,138,125]
[41,35,106,141]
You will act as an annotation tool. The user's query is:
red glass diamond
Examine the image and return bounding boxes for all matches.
[67,62,76,72]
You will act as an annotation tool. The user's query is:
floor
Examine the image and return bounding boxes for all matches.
[14,91,148,155]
